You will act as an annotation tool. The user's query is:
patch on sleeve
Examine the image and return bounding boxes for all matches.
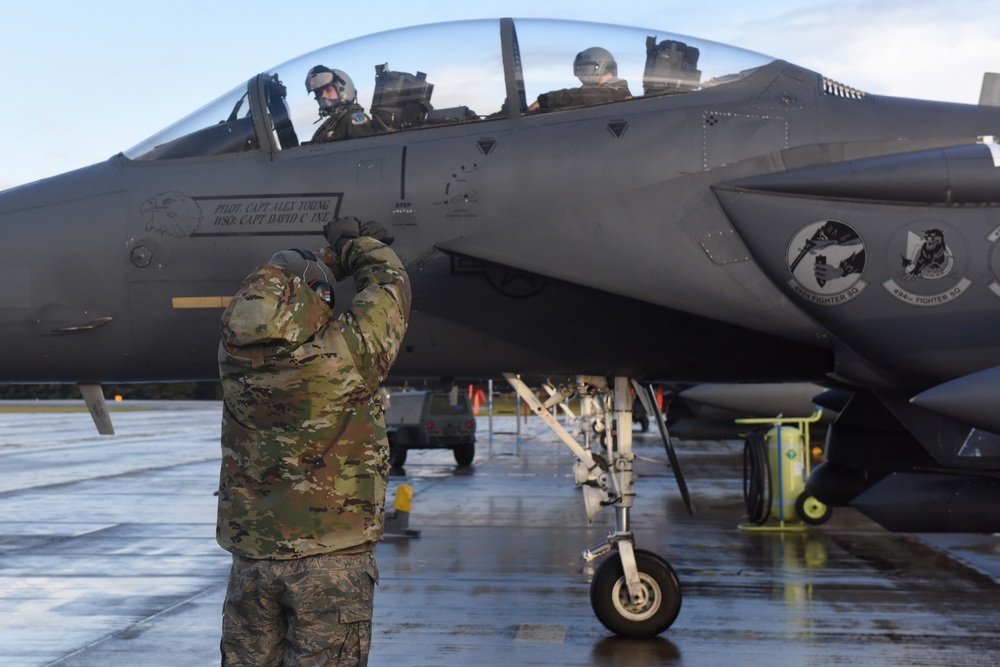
[351,112,370,126]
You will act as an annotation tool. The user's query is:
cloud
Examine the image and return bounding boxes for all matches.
[746,1,997,103]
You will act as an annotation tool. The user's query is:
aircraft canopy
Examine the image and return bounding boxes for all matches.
[125,18,775,160]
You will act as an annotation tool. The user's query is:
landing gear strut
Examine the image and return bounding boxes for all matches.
[503,374,683,637]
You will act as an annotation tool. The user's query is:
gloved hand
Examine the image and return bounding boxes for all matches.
[359,220,395,246]
[323,216,361,255]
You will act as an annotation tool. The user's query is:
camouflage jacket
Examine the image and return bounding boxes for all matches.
[216,237,411,559]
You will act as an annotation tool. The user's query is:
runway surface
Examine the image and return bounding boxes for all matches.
[2,400,1000,666]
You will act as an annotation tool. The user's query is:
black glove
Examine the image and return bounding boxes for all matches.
[359,220,395,246]
[323,217,360,255]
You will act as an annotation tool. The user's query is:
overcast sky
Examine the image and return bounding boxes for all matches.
[1,0,996,190]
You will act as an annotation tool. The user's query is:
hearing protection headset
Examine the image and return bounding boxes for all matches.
[288,248,334,309]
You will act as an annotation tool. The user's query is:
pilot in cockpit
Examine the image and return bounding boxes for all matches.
[529,47,632,111]
[305,65,379,143]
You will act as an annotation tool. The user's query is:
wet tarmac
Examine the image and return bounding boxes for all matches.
[2,401,1000,666]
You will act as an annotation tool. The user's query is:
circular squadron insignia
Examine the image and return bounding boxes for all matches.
[882,221,970,306]
[785,219,868,306]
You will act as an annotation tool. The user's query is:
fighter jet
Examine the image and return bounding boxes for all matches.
[3,17,1000,637]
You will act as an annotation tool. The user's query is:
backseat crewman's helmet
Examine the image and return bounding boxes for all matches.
[573,47,617,85]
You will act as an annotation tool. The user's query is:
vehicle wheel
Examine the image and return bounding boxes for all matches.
[590,549,682,637]
[454,443,475,467]
[795,491,832,525]
[639,415,650,432]
[388,435,407,467]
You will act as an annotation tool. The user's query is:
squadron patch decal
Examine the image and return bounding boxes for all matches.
[785,219,868,306]
[881,221,970,306]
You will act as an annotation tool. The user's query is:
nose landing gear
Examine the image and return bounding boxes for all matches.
[591,547,682,637]
[503,374,684,637]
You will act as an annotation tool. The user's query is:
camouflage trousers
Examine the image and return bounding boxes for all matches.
[221,551,378,667]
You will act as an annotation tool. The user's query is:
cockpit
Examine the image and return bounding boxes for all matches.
[124,18,775,161]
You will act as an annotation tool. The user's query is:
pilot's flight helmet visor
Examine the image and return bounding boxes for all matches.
[307,70,336,93]
[306,66,356,114]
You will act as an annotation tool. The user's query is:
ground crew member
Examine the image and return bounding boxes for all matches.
[216,216,411,666]
[306,65,379,143]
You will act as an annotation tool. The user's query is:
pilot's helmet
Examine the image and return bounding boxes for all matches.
[305,65,357,115]
[573,47,617,85]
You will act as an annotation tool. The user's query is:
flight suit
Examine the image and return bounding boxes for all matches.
[535,77,632,110]
[217,235,411,666]
[310,103,379,143]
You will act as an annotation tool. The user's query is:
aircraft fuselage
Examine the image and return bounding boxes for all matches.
[1,55,998,388]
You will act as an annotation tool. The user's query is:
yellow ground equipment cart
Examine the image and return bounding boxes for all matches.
[738,410,832,530]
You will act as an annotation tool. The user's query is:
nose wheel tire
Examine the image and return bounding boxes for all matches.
[590,548,682,637]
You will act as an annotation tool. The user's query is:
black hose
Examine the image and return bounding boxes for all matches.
[743,428,771,525]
